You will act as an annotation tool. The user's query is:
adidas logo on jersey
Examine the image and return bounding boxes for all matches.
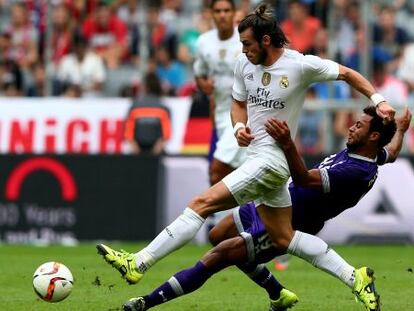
[246,73,254,81]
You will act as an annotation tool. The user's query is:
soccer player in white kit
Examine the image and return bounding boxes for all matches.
[193,0,246,185]
[193,0,246,229]
[98,4,394,310]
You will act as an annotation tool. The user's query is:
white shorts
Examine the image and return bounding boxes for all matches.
[222,155,291,208]
[213,114,246,168]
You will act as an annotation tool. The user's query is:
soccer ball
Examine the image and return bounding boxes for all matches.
[32,261,74,302]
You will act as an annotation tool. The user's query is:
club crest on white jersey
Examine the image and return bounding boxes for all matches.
[280,75,289,88]
[261,72,271,86]
[219,49,226,59]
[232,49,339,147]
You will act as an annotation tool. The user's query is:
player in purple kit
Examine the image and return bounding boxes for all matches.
[122,107,411,311]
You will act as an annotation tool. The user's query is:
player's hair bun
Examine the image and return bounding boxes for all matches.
[255,3,267,17]
[254,3,273,20]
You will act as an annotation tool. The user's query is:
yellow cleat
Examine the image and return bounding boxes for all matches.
[352,267,381,311]
[96,244,143,284]
[269,288,299,311]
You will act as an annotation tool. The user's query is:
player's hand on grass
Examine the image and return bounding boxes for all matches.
[396,107,412,133]
[376,101,396,123]
[235,127,254,146]
[265,118,293,148]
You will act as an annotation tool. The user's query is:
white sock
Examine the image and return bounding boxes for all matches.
[134,207,205,273]
[287,231,355,288]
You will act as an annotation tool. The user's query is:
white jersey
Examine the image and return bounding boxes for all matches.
[232,49,339,150]
[194,28,242,125]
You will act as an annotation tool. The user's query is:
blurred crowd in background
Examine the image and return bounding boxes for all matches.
[0,0,413,154]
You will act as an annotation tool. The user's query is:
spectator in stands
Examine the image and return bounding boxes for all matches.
[177,3,217,65]
[4,2,39,69]
[147,4,178,60]
[308,27,327,56]
[306,25,352,151]
[395,0,414,39]
[62,83,82,98]
[26,0,47,36]
[198,3,214,31]
[26,61,45,97]
[238,0,251,15]
[297,87,325,155]
[64,0,100,22]
[0,58,23,96]
[0,2,11,31]
[0,30,23,96]
[334,0,360,65]
[373,5,410,71]
[0,31,12,61]
[117,0,140,65]
[397,43,414,99]
[155,45,187,95]
[177,27,201,65]
[51,3,74,66]
[57,32,106,97]
[309,27,351,101]
[306,0,329,27]
[234,9,247,26]
[82,0,128,69]
[281,0,321,54]
[345,26,395,72]
[373,60,408,106]
[160,0,181,27]
[124,71,171,155]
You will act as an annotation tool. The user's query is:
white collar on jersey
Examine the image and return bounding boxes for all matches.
[348,152,377,163]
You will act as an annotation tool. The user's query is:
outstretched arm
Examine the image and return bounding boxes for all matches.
[337,65,395,122]
[385,108,412,162]
[265,118,322,189]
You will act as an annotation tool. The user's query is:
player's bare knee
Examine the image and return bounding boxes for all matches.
[189,194,215,218]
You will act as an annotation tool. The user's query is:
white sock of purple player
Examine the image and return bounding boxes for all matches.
[287,231,356,288]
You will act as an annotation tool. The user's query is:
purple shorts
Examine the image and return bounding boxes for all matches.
[233,202,325,264]
[232,203,282,264]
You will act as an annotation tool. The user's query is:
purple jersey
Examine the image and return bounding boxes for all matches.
[290,148,388,233]
[235,148,389,264]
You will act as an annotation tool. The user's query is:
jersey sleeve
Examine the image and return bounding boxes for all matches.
[193,36,208,77]
[377,148,389,165]
[232,55,247,102]
[302,54,339,84]
[319,163,364,193]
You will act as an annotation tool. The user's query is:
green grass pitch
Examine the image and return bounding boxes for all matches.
[1,243,413,310]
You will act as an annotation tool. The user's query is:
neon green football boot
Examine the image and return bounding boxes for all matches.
[269,288,299,311]
[352,267,381,311]
[96,244,143,284]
